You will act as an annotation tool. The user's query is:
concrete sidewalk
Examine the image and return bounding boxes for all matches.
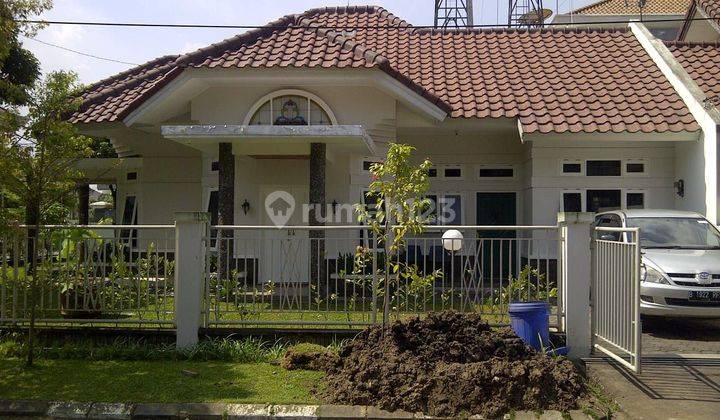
[586,356,720,420]
[0,400,594,419]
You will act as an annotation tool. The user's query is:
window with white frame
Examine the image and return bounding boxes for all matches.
[624,160,646,175]
[560,189,646,212]
[586,160,622,177]
[442,165,463,179]
[561,190,584,212]
[245,90,336,126]
[478,165,515,179]
[560,160,583,175]
[625,191,645,209]
[361,158,383,173]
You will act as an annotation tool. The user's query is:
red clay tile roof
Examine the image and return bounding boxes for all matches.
[697,0,720,20]
[72,5,699,135]
[572,0,690,15]
[665,41,720,104]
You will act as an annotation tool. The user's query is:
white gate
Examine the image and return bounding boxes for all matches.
[591,226,642,373]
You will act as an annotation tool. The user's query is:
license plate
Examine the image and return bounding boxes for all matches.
[688,290,720,301]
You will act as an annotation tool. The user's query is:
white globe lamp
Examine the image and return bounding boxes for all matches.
[442,229,463,252]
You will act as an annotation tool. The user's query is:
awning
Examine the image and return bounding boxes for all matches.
[161,124,376,156]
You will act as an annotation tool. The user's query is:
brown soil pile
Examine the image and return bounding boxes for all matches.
[319,311,585,418]
[281,343,339,371]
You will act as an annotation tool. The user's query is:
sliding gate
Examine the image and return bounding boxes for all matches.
[591,226,642,373]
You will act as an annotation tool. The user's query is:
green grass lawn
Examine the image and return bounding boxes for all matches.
[0,358,322,404]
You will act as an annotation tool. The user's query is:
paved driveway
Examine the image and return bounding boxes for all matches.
[642,316,720,355]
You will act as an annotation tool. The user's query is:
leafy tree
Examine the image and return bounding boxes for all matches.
[0,70,91,366]
[0,0,52,106]
[354,143,438,324]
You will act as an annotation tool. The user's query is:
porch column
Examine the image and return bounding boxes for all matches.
[218,143,235,281]
[309,143,326,285]
[76,182,90,225]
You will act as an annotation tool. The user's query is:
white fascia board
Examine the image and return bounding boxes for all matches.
[123,70,194,127]
[521,130,699,142]
[371,71,447,122]
[631,21,718,219]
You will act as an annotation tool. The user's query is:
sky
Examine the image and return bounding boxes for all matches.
[21,0,597,86]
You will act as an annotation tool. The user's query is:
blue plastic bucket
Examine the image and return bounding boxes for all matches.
[508,301,550,351]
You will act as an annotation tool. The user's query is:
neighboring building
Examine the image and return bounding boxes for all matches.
[677,0,720,40]
[553,0,690,39]
[72,5,717,257]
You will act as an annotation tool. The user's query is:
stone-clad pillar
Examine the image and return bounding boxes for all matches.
[218,143,235,281]
[309,143,326,285]
[77,182,90,225]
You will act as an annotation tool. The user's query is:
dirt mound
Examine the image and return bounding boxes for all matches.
[281,343,339,371]
[319,311,585,418]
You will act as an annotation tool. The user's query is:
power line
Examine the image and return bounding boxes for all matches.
[12,16,720,30]
[25,37,140,65]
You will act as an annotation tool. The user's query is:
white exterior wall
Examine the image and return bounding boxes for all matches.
[529,140,676,226]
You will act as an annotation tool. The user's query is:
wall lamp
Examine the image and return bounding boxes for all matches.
[242,199,250,215]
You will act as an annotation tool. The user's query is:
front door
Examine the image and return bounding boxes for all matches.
[260,186,309,284]
[476,192,517,280]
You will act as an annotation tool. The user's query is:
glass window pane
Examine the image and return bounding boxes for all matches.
[562,192,582,212]
[428,168,437,177]
[273,95,308,125]
[627,192,644,209]
[425,195,438,224]
[444,168,462,178]
[626,163,645,173]
[586,190,621,212]
[442,194,461,225]
[479,168,514,177]
[563,163,581,173]
[587,160,621,176]
[249,101,271,125]
[309,100,331,125]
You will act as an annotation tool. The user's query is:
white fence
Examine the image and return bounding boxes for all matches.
[591,226,642,373]
[0,225,175,327]
[203,224,562,329]
[0,221,563,331]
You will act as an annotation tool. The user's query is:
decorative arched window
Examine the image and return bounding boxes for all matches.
[244,89,337,126]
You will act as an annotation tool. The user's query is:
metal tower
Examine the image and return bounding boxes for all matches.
[508,0,550,28]
[434,0,474,28]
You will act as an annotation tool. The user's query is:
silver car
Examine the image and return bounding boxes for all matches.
[594,209,720,318]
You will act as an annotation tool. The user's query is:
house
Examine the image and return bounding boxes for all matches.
[71,5,719,262]
[553,0,691,40]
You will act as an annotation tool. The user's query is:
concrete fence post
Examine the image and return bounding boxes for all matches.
[558,212,594,359]
[174,211,209,348]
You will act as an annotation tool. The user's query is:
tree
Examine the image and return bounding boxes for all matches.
[0,0,52,106]
[354,143,439,324]
[0,70,91,366]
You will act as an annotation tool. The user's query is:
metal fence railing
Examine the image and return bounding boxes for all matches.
[591,226,642,373]
[203,225,562,329]
[0,225,176,327]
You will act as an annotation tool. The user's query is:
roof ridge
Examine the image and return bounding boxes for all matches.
[297,5,414,29]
